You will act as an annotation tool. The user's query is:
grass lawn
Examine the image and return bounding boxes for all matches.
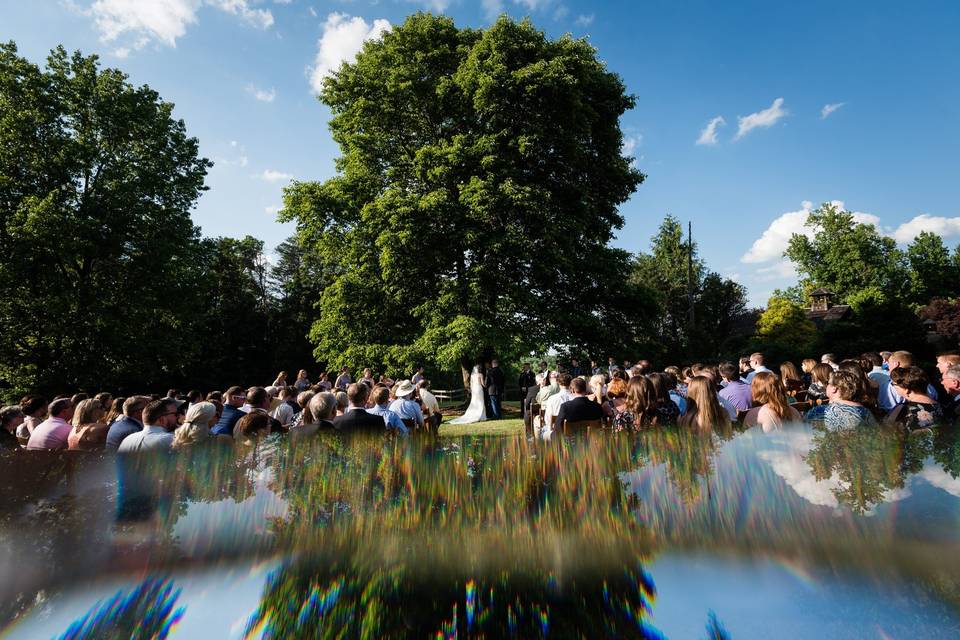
[437,418,525,437]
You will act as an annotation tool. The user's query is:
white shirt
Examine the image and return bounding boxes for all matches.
[544,388,574,430]
[272,402,296,427]
[745,365,770,383]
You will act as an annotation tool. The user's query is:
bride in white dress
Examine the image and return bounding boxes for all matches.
[449,365,488,424]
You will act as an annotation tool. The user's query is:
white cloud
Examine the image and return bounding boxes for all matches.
[261,169,293,182]
[274,0,293,4]
[113,47,130,58]
[309,13,391,94]
[85,0,272,50]
[919,464,960,497]
[265,204,283,215]
[574,13,594,27]
[622,135,641,168]
[696,115,725,146]
[891,214,960,244]
[207,0,273,29]
[735,97,787,140]
[408,0,453,11]
[821,102,846,119]
[514,0,551,10]
[308,6,317,18]
[246,83,276,102]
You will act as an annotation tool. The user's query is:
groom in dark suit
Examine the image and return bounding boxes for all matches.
[485,359,506,420]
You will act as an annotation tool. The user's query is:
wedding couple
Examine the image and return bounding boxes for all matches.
[450,360,505,424]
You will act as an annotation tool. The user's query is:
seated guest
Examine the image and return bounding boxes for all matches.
[863,352,889,386]
[663,370,687,415]
[105,396,150,450]
[0,405,24,449]
[369,386,408,434]
[779,362,805,394]
[694,364,737,420]
[334,391,349,416]
[290,390,316,430]
[744,372,801,432]
[185,390,203,406]
[718,362,752,412]
[68,398,109,451]
[103,397,125,426]
[543,373,574,432]
[247,387,284,433]
[333,383,387,431]
[613,376,657,432]
[95,392,113,413]
[647,373,680,424]
[271,386,298,429]
[211,386,246,437]
[664,366,684,391]
[288,392,334,438]
[536,371,561,404]
[745,352,771,383]
[389,380,424,428]
[587,374,611,419]
[821,353,840,370]
[17,395,45,440]
[941,365,960,425]
[417,380,442,431]
[738,356,753,381]
[604,378,628,418]
[837,360,879,410]
[26,398,75,450]
[886,366,942,430]
[555,377,604,428]
[800,359,817,388]
[118,399,179,453]
[234,412,272,446]
[805,370,877,430]
[806,363,833,403]
[877,351,938,411]
[172,401,219,449]
[680,376,730,430]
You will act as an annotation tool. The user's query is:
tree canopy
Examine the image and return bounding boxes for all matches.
[0,42,210,393]
[281,13,649,376]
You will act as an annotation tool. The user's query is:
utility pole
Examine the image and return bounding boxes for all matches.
[687,221,695,330]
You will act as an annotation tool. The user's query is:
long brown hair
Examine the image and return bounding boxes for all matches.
[681,376,730,430]
[751,371,792,420]
[779,362,802,384]
[625,376,656,425]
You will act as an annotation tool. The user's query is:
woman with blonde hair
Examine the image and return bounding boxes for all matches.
[680,376,730,430]
[294,369,311,391]
[68,398,109,450]
[745,371,801,432]
[271,371,288,388]
[173,401,218,449]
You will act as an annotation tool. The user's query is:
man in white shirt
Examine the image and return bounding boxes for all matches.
[744,353,770,383]
[543,373,574,435]
[877,350,938,411]
[864,352,889,386]
[118,399,178,453]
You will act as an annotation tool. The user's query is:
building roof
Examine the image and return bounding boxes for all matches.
[805,305,852,323]
[809,287,835,297]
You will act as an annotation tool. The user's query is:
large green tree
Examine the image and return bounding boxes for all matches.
[0,43,210,395]
[904,231,960,306]
[281,14,648,381]
[630,215,748,362]
[784,202,907,305]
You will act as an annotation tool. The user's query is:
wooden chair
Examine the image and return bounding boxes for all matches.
[561,419,604,432]
[791,401,811,413]
[794,390,808,402]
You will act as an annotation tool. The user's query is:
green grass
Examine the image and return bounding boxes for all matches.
[437,419,525,437]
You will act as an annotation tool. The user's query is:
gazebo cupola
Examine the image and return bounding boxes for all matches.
[809,287,835,312]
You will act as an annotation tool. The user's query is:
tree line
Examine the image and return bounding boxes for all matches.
[2,14,956,400]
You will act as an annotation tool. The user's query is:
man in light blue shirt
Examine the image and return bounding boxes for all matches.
[877,350,937,411]
[744,353,771,383]
[118,399,178,453]
[368,386,408,434]
[389,380,424,429]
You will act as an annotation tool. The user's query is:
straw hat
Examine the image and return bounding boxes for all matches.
[393,380,415,398]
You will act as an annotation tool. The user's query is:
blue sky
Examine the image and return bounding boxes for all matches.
[3,0,960,305]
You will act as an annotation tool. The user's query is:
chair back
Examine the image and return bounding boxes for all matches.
[402,418,417,431]
[791,401,811,413]
[562,419,603,432]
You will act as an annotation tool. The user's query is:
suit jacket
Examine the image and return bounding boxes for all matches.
[518,370,536,390]
[211,404,244,437]
[555,396,604,427]
[333,407,387,432]
[105,416,144,450]
[486,367,506,396]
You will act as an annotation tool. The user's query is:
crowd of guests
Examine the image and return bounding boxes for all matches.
[0,367,442,453]
[522,350,960,435]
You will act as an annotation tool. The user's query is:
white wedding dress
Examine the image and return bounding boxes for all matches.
[449,369,488,424]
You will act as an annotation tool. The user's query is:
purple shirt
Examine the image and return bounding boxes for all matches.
[26,417,72,450]
[719,380,752,412]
